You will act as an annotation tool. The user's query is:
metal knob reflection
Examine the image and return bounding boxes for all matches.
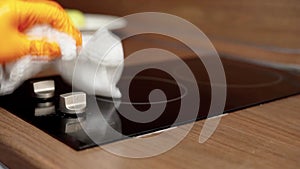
[61,116,86,133]
[34,102,55,117]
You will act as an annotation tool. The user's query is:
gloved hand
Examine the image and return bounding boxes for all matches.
[0,0,82,64]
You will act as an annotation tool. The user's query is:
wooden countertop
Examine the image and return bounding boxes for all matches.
[1,0,299,168]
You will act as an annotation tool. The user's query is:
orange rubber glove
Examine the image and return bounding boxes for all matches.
[0,0,82,64]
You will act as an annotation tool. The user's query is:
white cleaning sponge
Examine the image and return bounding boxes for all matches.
[56,29,124,98]
[0,25,124,98]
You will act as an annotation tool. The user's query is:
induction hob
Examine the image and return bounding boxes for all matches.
[1,55,300,150]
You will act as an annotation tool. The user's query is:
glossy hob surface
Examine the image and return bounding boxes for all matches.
[1,56,300,150]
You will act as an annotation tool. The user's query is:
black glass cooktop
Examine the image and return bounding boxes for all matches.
[1,55,300,150]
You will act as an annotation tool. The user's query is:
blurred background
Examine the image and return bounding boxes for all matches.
[57,0,300,50]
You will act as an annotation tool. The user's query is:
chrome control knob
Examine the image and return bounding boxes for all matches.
[59,92,87,114]
[33,80,55,99]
